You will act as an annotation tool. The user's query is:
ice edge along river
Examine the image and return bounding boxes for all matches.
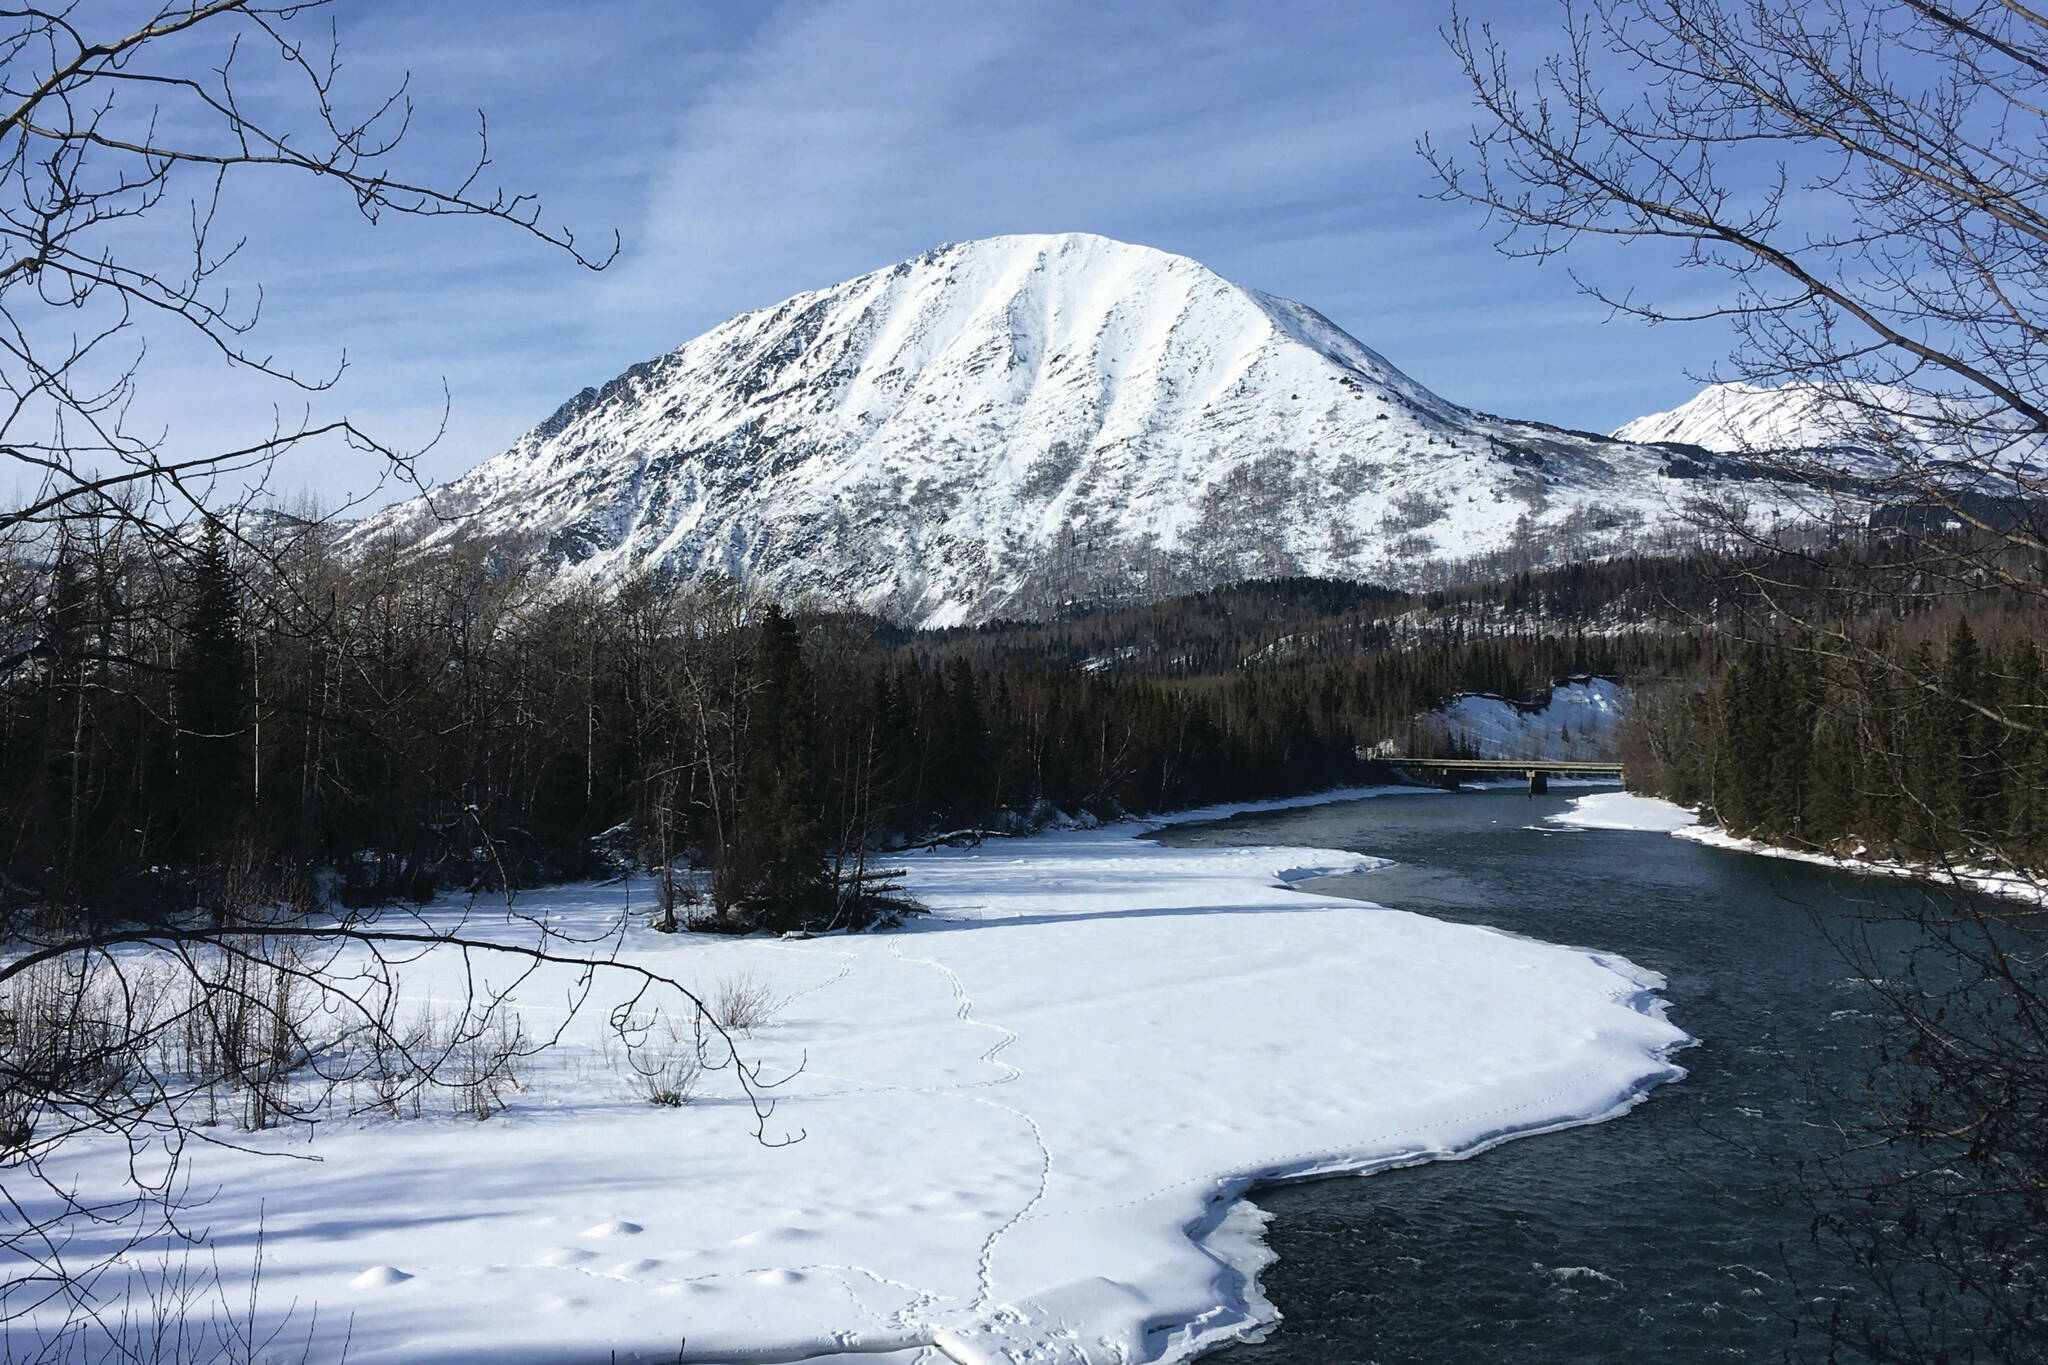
[16,784,1695,1365]
[1553,788,2047,905]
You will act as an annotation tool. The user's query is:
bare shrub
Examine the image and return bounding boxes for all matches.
[364,1001,530,1123]
[652,863,703,936]
[170,937,317,1133]
[712,973,778,1035]
[350,986,427,1122]
[450,1010,528,1122]
[0,937,341,1155]
[0,955,160,1154]
[612,1008,705,1108]
[1381,490,1448,533]
[1,1210,320,1365]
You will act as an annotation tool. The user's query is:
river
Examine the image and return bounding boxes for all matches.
[1154,785,1945,1363]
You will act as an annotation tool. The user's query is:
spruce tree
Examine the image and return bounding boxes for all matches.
[39,547,91,882]
[2000,639,2045,866]
[1902,640,1953,855]
[1713,646,1772,834]
[1851,648,1903,852]
[727,606,828,931]
[937,657,991,828]
[1943,618,1993,842]
[1805,662,1858,847]
[175,525,249,860]
[1766,649,1814,839]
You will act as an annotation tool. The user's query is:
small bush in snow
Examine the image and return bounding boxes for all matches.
[451,1010,528,1121]
[357,1000,529,1122]
[614,1010,704,1107]
[712,973,778,1035]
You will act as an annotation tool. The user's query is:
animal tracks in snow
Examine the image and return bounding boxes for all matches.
[885,933,1054,1314]
[885,933,1023,1090]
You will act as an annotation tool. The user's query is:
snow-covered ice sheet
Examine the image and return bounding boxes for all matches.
[1548,791,1699,833]
[17,800,1692,1363]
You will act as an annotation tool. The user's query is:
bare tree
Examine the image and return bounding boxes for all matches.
[0,0,613,547]
[0,7,813,1356]
[1430,2,2048,1357]
[1428,0,2047,581]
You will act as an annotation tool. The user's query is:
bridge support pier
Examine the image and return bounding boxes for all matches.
[1527,769,1548,796]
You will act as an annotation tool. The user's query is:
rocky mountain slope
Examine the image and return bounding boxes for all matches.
[354,233,1764,626]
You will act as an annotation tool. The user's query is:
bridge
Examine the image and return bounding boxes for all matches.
[1390,757,1625,795]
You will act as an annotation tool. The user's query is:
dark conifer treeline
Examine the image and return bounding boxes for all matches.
[928,558,1736,678]
[25,519,2038,930]
[0,525,1738,931]
[1628,621,2048,871]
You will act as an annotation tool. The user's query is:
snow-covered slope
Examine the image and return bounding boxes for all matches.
[355,233,1752,627]
[1616,382,1893,452]
[1614,380,2041,478]
[1417,678,1628,761]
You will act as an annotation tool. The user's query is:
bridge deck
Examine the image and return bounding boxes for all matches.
[1396,758,1625,774]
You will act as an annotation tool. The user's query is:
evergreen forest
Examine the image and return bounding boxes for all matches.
[5,520,2044,938]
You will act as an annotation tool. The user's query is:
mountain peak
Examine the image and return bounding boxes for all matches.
[1613,382,1837,451]
[356,238,1720,626]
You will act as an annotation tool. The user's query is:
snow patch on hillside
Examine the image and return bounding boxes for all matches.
[1418,678,1627,761]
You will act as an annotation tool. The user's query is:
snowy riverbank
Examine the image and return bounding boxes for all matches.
[1548,791,2044,904]
[21,791,1693,1364]
[1672,824,2046,903]
[1546,790,1700,833]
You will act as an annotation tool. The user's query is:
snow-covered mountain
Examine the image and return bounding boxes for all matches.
[1613,380,2040,480]
[355,233,1757,626]
[1614,381,1889,452]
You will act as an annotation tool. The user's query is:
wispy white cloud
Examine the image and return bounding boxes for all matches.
[609,0,1468,321]
[106,0,1737,508]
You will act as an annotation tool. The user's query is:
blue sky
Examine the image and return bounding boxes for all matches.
[134,0,1743,510]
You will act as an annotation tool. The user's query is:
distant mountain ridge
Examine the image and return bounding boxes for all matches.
[1614,381,1904,453]
[353,232,1776,626]
[1613,380,2044,483]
